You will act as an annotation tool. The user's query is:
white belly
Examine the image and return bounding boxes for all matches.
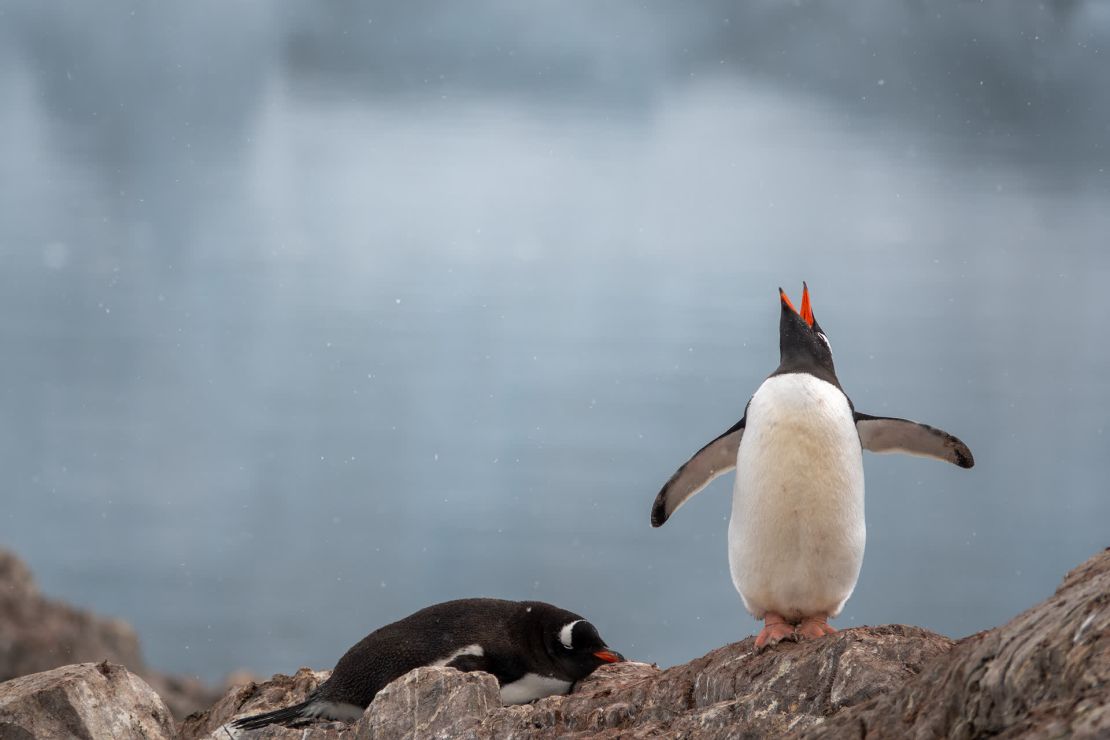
[729,373,865,621]
[499,673,572,704]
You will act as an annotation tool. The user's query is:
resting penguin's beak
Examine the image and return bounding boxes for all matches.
[779,284,815,328]
[593,649,624,663]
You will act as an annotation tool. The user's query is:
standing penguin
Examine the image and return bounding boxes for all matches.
[231,598,623,729]
[651,284,973,648]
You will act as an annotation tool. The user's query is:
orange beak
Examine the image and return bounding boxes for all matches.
[593,649,624,663]
[778,287,797,314]
[800,282,814,327]
[780,284,815,328]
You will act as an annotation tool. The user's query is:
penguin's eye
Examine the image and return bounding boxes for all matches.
[817,332,831,351]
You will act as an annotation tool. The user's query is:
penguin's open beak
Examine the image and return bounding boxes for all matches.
[779,287,797,314]
[779,284,815,328]
[593,649,624,663]
[800,282,814,327]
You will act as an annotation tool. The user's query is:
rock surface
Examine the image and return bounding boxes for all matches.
[178,668,334,740]
[183,547,1110,740]
[185,626,953,739]
[0,548,222,721]
[802,547,1110,739]
[0,551,143,680]
[0,661,175,740]
[357,666,503,739]
[479,625,953,738]
[5,547,1107,737]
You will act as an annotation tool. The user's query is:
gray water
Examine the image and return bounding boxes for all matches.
[2,2,1108,684]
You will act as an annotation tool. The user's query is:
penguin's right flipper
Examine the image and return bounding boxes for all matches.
[651,418,745,527]
[854,413,974,468]
[446,653,523,689]
[230,699,314,730]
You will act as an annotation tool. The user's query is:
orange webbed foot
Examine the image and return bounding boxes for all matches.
[754,612,796,650]
[795,615,837,641]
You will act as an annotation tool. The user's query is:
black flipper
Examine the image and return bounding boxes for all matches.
[651,418,745,527]
[854,412,974,468]
[446,654,493,674]
[230,699,314,730]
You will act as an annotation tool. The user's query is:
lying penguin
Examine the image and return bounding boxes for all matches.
[231,598,623,729]
[651,284,974,648]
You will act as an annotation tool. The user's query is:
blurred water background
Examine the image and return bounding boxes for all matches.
[1,1,1108,683]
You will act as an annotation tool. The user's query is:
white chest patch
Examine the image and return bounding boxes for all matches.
[430,643,484,667]
[729,373,866,621]
[499,673,573,705]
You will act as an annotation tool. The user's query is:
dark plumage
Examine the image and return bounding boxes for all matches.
[231,598,622,730]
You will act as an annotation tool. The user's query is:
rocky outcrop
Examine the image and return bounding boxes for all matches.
[803,548,1110,739]
[0,551,143,680]
[177,668,333,740]
[0,548,221,720]
[479,624,953,738]
[183,547,1110,739]
[183,626,952,738]
[5,547,1108,738]
[357,666,504,739]
[0,661,175,740]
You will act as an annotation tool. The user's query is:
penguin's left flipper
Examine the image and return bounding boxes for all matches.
[446,654,494,673]
[854,413,974,468]
[651,418,745,527]
[445,654,521,691]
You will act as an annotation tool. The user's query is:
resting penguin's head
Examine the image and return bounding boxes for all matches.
[778,283,837,383]
[528,603,624,681]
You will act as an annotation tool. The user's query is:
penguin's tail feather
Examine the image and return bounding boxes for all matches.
[230,699,313,730]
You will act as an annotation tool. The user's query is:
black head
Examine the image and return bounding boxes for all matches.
[776,283,838,386]
[527,603,624,682]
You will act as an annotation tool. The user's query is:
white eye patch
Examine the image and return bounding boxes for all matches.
[559,620,583,649]
[817,332,831,351]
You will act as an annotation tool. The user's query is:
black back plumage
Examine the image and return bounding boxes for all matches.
[321,598,557,706]
[232,598,620,730]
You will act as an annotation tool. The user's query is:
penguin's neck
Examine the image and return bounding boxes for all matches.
[772,356,841,391]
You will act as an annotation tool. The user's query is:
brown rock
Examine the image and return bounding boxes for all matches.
[144,672,224,727]
[185,547,1110,739]
[189,626,949,739]
[0,550,144,679]
[0,548,221,721]
[477,625,951,738]
[800,547,1110,739]
[356,666,502,739]
[0,661,175,740]
[178,667,334,740]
